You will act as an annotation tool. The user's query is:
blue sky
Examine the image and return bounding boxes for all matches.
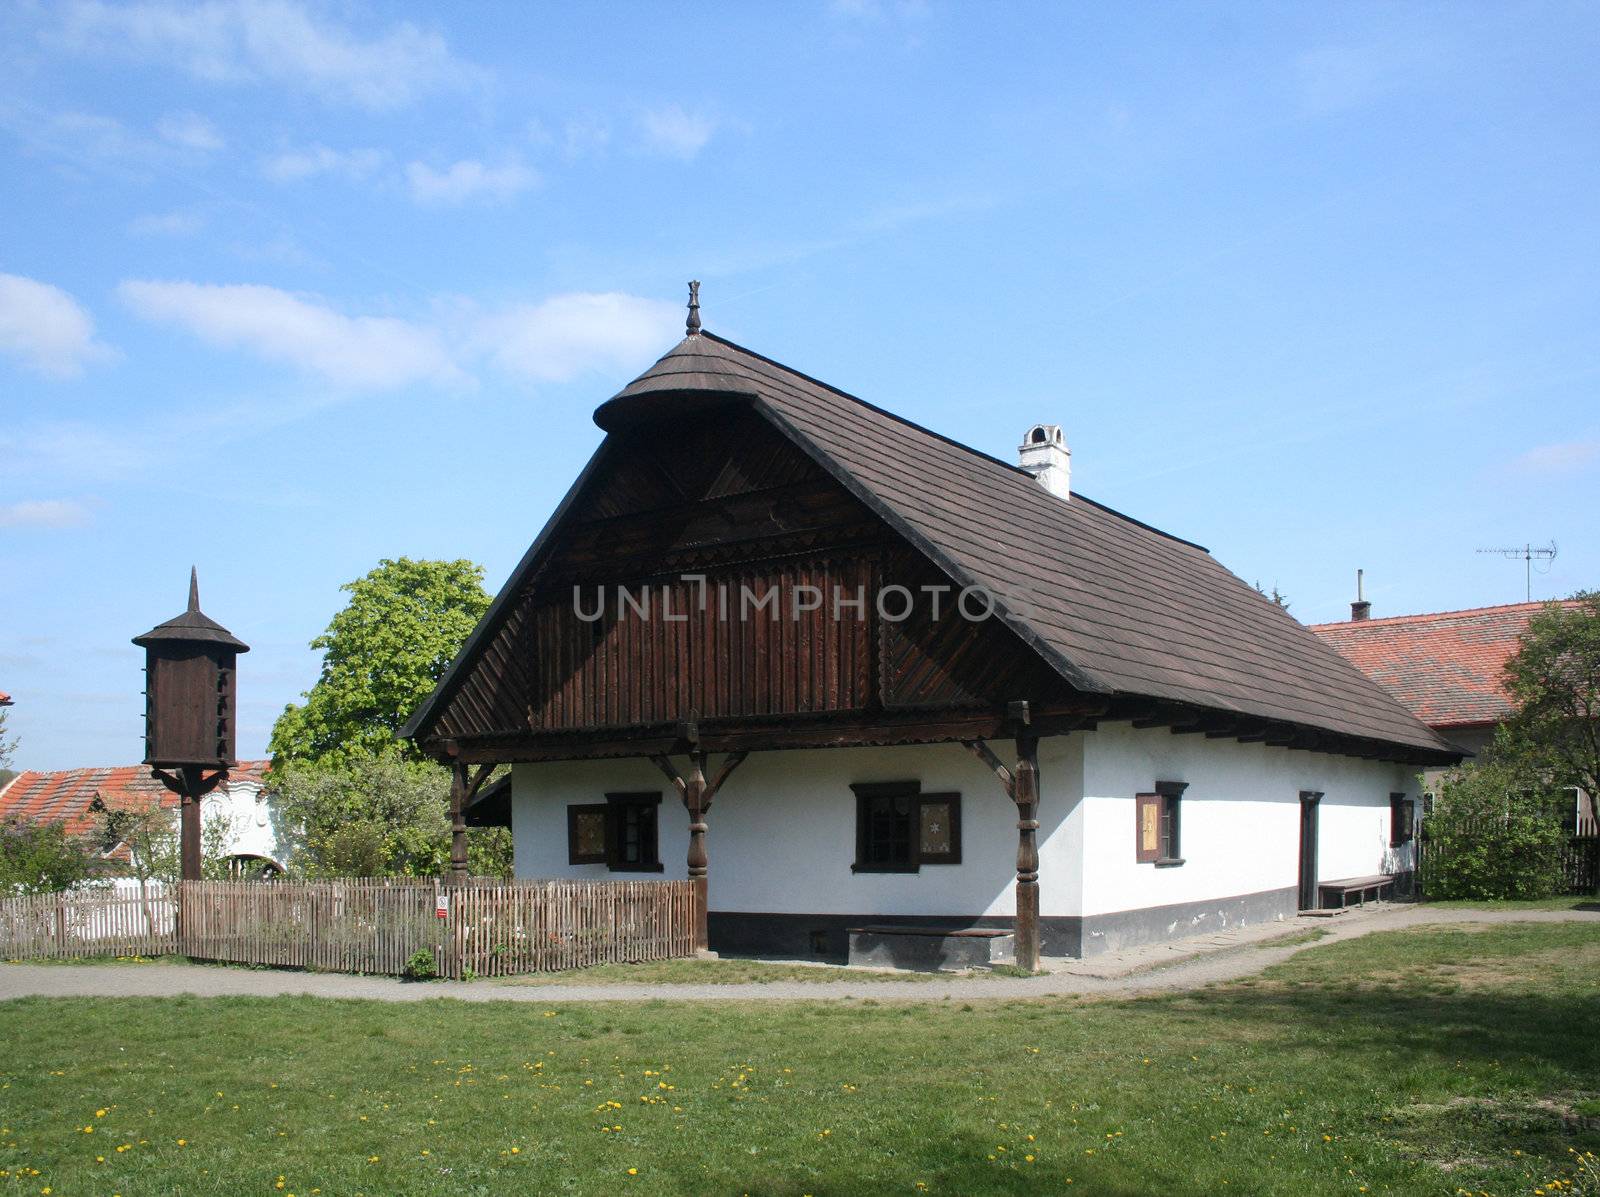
[2,1,1596,771]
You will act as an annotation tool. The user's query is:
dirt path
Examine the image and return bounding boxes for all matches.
[2,906,1594,1005]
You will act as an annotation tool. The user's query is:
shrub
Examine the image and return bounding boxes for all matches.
[1423,761,1567,900]
[0,819,98,894]
[403,948,438,981]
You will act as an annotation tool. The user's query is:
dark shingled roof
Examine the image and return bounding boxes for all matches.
[408,329,1454,759]
[133,568,250,652]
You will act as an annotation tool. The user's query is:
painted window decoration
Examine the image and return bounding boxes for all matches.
[1135,781,1187,865]
[1389,793,1415,847]
[566,794,663,871]
[852,781,962,872]
[567,803,608,865]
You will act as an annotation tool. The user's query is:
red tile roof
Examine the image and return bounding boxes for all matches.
[1309,602,1581,729]
[0,690,12,705]
[0,760,270,839]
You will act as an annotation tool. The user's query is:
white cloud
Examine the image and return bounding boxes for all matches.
[638,105,716,160]
[561,113,611,159]
[118,279,463,390]
[156,110,224,150]
[57,0,479,110]
[1507,440,1600,475]
[262,142,386,182]
[0,273,111,378]
[0,499,94,529]
[116,278,679,392]
[129,209,206,236]
[479,293,681,383]
[405,158,537,206]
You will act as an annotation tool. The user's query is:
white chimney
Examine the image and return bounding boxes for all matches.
[1018,423,1070,500]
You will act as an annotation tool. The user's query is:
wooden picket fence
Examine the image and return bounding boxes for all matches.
[0,884,175,961]
[0,878,696,979]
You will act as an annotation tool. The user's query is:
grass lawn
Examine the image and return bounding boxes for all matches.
[491,958,933,986]
[1,922,1597,1196]
[1419,896,1600,911]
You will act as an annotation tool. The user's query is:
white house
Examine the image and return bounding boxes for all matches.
[406,302,1456,965]
[0,760,288,877]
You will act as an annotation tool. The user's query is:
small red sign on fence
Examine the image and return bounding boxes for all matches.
[435,893,449,920]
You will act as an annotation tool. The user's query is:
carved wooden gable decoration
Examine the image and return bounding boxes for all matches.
[421,404,1068,755]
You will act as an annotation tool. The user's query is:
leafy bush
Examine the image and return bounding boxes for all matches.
[1424,761,1568,900]
[403,948,438,981]
[0,818,98,894]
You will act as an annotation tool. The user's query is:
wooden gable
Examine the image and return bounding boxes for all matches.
[421,405,1072,758]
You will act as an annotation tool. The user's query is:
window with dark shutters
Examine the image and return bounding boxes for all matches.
[1137,782,1188,865]
[568,794,663,871]
[606,792,662,871]
[1390,793,1415,847]
[852,782,962,871]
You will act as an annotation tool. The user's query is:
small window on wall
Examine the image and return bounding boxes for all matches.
[1390,793,1415,847]
[852,782,962,872]
[565,793,663,871]
[606,792,662,871]
[1135,781,1187,866]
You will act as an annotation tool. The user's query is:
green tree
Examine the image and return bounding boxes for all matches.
[1422,760,1567,899]
[0,705,17,776]
[269,747,511,879]
[0,819,98,894]
[1498,591,1600,803]
[92,802,178,885]
[269,558,490,765]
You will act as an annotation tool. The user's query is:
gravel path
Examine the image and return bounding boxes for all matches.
[2,905,1594,1005]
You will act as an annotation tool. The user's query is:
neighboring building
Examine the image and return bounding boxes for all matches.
[406,314,1457,961]
[1312,600,1596,833]
[0,760,284,874]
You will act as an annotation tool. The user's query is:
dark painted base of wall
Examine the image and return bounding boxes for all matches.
[709,912,1081,961]
[1078,886,1299,957]
[709,887,1304,961]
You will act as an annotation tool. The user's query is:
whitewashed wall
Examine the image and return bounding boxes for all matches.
[1080,723,1416,918]
[511,725,1418,948]
[513,736,1087,918]
[205,779,287,866]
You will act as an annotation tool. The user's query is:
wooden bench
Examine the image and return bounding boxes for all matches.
[1317,874,1395,909]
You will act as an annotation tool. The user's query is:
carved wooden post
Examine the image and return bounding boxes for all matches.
[179,766,203,882]
[1012,732,1041,971]
[684,750,709,952]
[449,762,470,883]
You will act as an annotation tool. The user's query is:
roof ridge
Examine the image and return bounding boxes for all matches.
[1308,598,1582,630]
[699,331,1210,553]
[6,760,271,780]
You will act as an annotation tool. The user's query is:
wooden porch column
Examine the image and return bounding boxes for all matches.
[1012,732,1041,971]
[684,751,710,951]
[449,763,469,882]
[445,758,494,884]
[652,745,748,956]
[963,702,1044,972]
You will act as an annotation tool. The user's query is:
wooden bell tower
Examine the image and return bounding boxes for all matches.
[133,568,249,881]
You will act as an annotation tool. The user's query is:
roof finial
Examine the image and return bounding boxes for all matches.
[686,279,701,336]
[188,566,200,613]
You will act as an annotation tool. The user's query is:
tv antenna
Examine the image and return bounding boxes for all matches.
[1475,540,1557,602]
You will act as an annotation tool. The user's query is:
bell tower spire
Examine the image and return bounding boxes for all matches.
[686,279,701,336]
